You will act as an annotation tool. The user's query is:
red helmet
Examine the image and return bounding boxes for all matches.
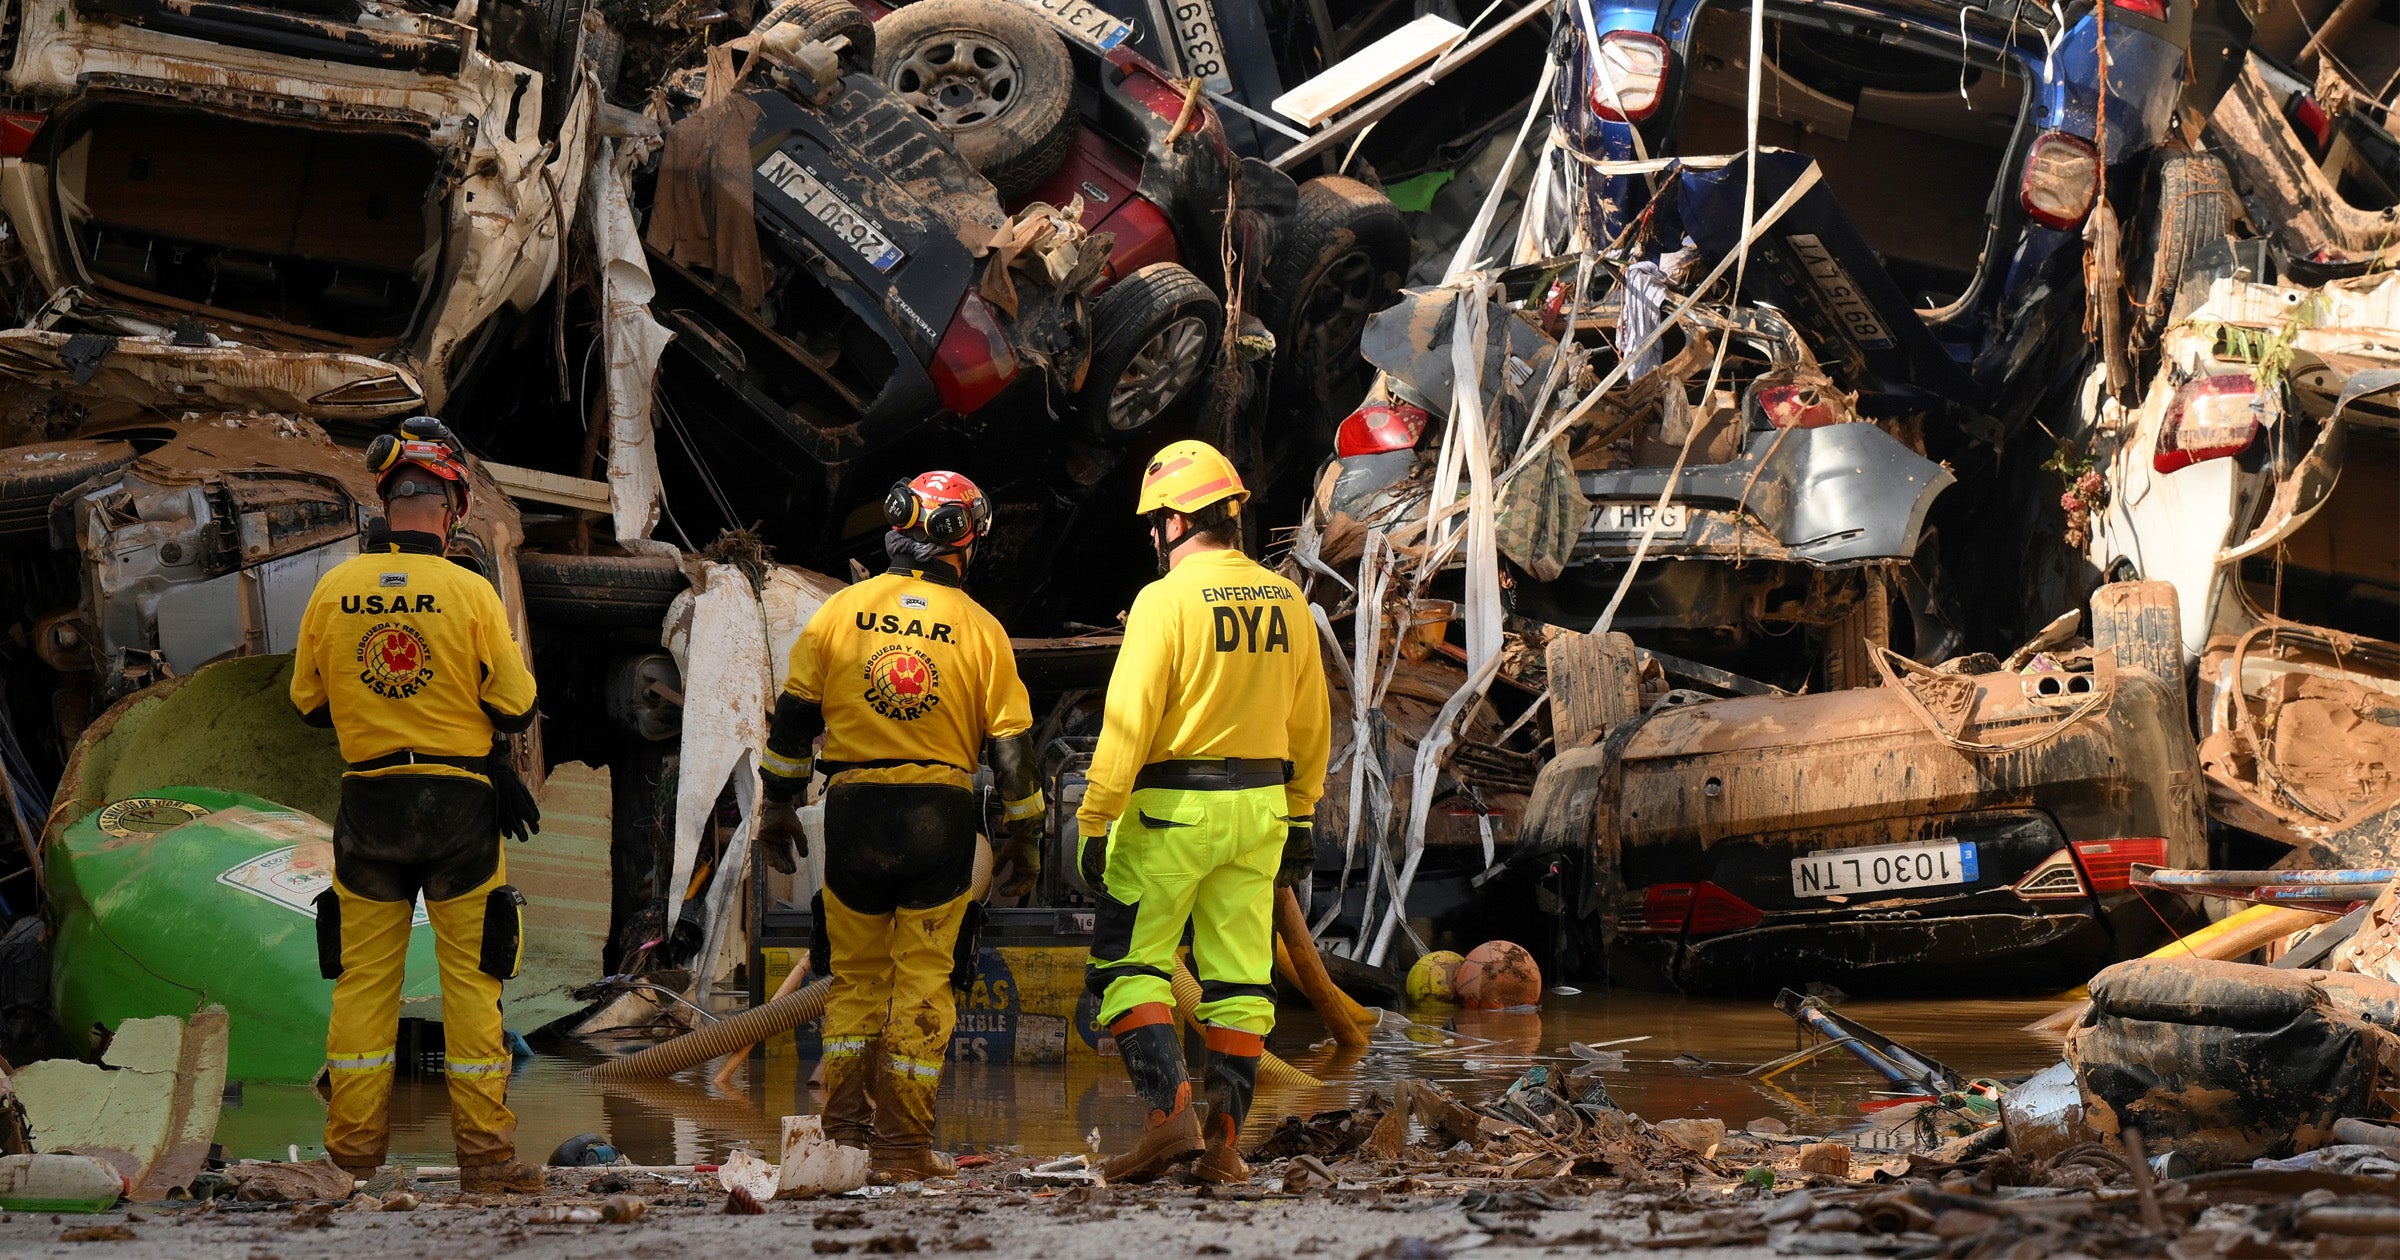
[366,416,470,514]
[883,470,992,548]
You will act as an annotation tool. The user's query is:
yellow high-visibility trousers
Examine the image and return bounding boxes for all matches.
[821,885,971,1152]
[324,858,517,1170]
[1084,783,1285,1035]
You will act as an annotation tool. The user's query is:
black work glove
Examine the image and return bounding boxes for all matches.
[1078,832,1108,894]
[1276,822,1314,889]
[756,797,806,875]
[489,738,540,843]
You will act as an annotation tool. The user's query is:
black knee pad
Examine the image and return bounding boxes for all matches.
[314,889,344,980]
[479,885,526,980]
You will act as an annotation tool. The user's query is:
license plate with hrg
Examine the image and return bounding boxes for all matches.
[1791,839,1979,898]
[756,150,905,273]
[1589,501,1687,534]
[1010,0,1132,49]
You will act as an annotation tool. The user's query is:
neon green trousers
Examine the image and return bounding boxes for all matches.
[1083,783,1285,1036]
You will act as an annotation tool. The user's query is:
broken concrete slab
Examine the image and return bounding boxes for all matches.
[11,1007,227,1199]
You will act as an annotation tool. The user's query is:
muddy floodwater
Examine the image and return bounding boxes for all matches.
[214,992,2068,1166]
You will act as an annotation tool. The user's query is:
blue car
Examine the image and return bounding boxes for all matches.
[1552,0,2213,441]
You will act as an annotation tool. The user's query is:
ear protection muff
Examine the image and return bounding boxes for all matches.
[885,481,974,545]
[367,432,402,477]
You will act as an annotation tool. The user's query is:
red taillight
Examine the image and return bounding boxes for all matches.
[929,291,1017,416]
[1336,402,1428,457]
[1754,382,1844,429]
[0,111,43,159]
[2070,838,2170,893]
[1638,882,1765,936]
[2108,0,2166,18]
[2153,373,2265,474]
[1587,31,1669,123]
[2018,131,2101,230]
[2288,94,2332,155]
[1111,55,1188,122]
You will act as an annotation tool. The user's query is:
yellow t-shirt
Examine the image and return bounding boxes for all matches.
[1077,548,1331,835]
[290,539,538,780]
[781,568,1033,789]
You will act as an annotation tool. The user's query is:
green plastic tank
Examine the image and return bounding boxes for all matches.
[47,785,440,1083]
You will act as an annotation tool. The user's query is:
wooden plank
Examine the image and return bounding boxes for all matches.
[1271,14,1464,127]
[1270,0,1551,170]
[485,460,612,513]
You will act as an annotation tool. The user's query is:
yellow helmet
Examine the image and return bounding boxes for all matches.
[1135,440,1248,517]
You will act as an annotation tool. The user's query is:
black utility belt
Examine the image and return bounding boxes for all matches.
[820,758,972,778]
[1134,758,1291,792]
[349,749,488,774]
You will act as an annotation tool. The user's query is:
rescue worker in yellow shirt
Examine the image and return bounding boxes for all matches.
[750,470,1043,1183]
[290,417,544,1194]
[1080,440,1330,1185]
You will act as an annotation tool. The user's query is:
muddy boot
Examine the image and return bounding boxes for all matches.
[868,1051,958,1183]
[1103,1007,1203,1183]
[820,1036,878,1151]
[458,1158,546,1195]
[1193,1029,1262,1184]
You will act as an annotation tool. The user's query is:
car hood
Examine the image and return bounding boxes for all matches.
[0,329,425,421]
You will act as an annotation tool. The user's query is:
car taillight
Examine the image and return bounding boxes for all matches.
[1637,882,1764,936]
[2013,852,2089,900]
[930,291,1017,415]
[1754,382,1844,429]
[2070,838,2169,893]
[1587,31,1669,123]
[1112,56,1188,123]
[2153,373,2266,474]
[0,111,43,159]
[2288,94,2331,154]
[2108,0,2166,18]
[1336,402,1428,457]
[2018,131,2101,230]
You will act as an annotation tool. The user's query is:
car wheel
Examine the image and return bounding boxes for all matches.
[0,440,137,541]
[2090,579,2188,726]
[2132,149,2237,341]
[519,551,691,628]
[756,0,876,72]
[1819,569,1893,691]
[873,0,1076,200]
[534,0,596,139]
[1075,263,1222,443]
[1260,176,1410,444]
[1546,629,1640,748]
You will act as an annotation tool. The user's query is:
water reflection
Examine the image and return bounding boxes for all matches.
[213,990,2069,1165]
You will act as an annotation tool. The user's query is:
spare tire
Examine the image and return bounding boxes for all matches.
[873,0,1076,200]
[0,439,137,540]
[519,551,691,628]
[757,0,876,73]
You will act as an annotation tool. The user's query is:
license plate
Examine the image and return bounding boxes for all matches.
[1010,0,1132,49]
[756,150,905,273]
[1163,0,1233,95]
[1792,840,1979,898]
[1589,501,1688,534]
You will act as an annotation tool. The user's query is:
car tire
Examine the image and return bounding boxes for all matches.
[1260,176,1410,443]
[756,0,876,72]
[873,0,1076,200]
[0,440,137,541]
[2091,579,2188,726]
[519,551,691,628]
[1546,629,1640,749]
[1820,569,1892,691]
[1074,263,1222,443]
[533,0,596,139]
[2133,149,2237,340]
